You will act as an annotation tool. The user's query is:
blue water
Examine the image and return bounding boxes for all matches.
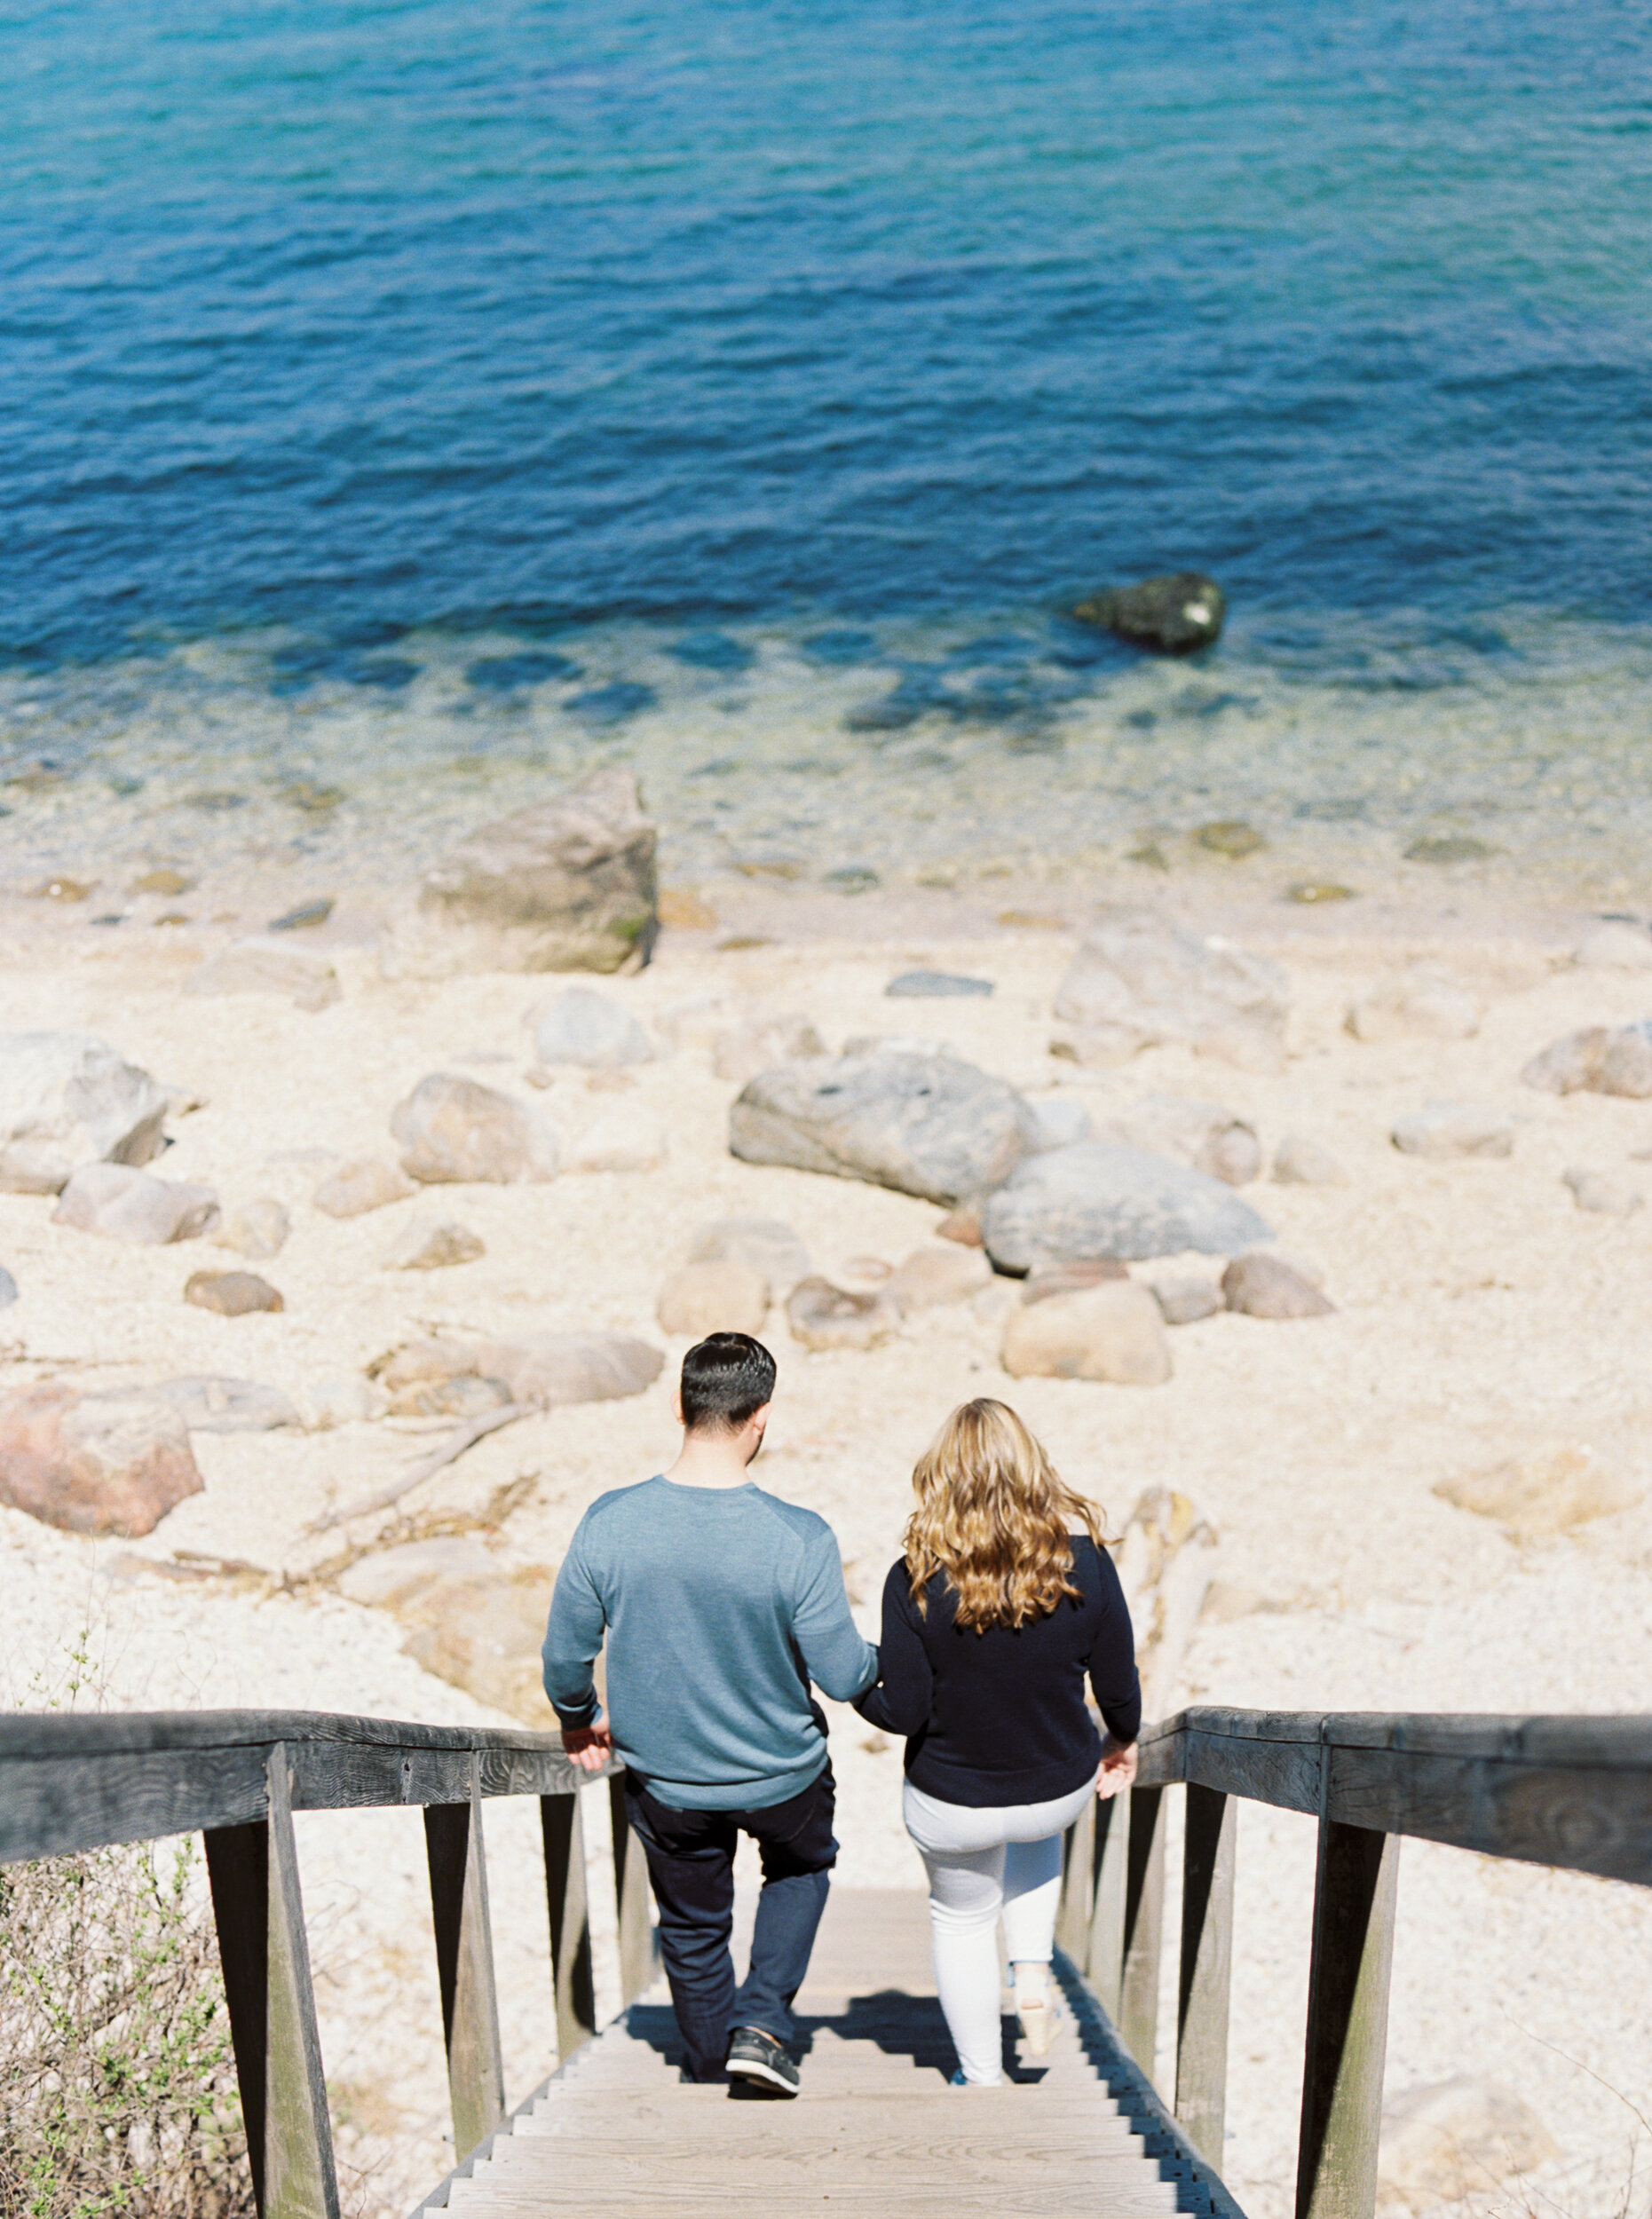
[3,0,1651,890]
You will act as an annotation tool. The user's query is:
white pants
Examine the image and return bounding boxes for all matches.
[903,1773,1097,2086]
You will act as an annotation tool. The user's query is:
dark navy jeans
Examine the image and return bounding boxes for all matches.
[623,1763,837,2082]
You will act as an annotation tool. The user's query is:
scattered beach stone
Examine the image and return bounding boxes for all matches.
[657,888,718,931]
[1272,1133,1350,1186]
[1573,920,1652,970]
[1001,1282,1172,1386]
[1073,571,1226,654]
[154,1377,300,1433]
[1377,2081,1558,2211]
[1520,1022,1652,1098]
[1561,1166,1642,1217]
[391,1074,559,1184]
[730,1051,1042,1207]
[887,1246,992,1311]
[1285,881,1356,904]
[313,1157,419,1217]
[1346,966,1482,1043]
[184,1270,284,1316]
[885,971,994,999]
[1148,1276,1224,1326]
[688,1216,811,1293]
[29,875,92,902]
[183,936,341,1012]
[1403,834,1497,865]
[131,868,194,897]
[0,1266,16,1308]
[0,1033,169,1194]
[304,1374,383,1429]
[1391,1102,1514,1159]
[786,1276,899,1352]
[1051,908,1289,1068]
[527,985,653,1067]
[935,1202,984,1247]
[417,765,658,974]
[371,1331,662,1410]
[1434,1444,1641,1538]
[382,1219,486,1269]
[711,1013,826,1086]
[657,1260,770,1338]
[1195,820,1265,860]
[1100,1094,1261,1186]
[0,1382,202,1536]
[1029,1097,1094,1149]
[52,1164,220,1245]
[211,1198,291,1259]
[565,1103,666,1173]
[267,897,334,933]
[1221,1252,1335,1319]
[1021,1259,1128,1304]
[982,1144,1274,1273]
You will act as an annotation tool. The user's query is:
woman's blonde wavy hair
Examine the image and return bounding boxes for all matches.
[904,1398,1108,1632]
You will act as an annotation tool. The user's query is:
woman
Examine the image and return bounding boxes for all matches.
[856,1398,1140,2087]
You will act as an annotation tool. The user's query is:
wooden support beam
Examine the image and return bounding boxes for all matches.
[609,1773,654,2009]
[1088,1793,1129,2021]
[1118,1783,1167,2079]
[1296,1821,1401,2219]
[424,1761,506,2160]
[203,1743,339,2219]
[1175,1784,1237,2164]
[541,1790,596,2061]
[1056,1791,1098,1968]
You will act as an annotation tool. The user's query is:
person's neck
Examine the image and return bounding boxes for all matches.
[662,1428,759,1490]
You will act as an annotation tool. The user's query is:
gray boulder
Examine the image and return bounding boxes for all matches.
[52,1164,220,1245]
[731,1052,1042,1206]
[391,1074,559,1184]
[0,1033,169,1194]
[1521,1022,1652,1099]
[1052,909,1288,1066]
[885,971,993,999]
[1222,1252,1335,1319]
[1073,572,1226,654]
[981,1143,1275,1272]
[419,766,659,974]
[0,1267,16,1308]
[1099,1094,1261,1185]
[527,985,653,1067]
[371,1331,662,1410]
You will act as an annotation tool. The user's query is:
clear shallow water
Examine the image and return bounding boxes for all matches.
[3,1,1650,894]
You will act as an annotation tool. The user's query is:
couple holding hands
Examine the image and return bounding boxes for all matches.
[542,1331,1141,2095]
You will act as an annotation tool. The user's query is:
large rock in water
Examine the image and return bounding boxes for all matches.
[391,1074,559,1184]
[1072,571,1226,654]
[417,766,659,974]
[730,1052,1042,1206]
[982,1144,1274,1272]
[0,1382,203,1536]
[1052,909,1289,1067]
[0,1034,168,1194]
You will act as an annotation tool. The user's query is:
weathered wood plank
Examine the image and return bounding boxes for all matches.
[203,1816,273,2215]
[1184,1725,1322,1815]
[425,1761,507,2161]
[1296,1822,1400,2219]
[0,1709,573,1759]
[4,1745,269,1863]
[263,1745,341,2219]
[540,1792,596,2061]
[1056,1793,1097,1963]
[1175,1784,1237,2164]
[1117,1784,1167,2077]
[1087,1791,1129,2017]
[609,1775,655,2009]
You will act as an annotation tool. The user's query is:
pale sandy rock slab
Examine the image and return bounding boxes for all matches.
[1028,1096,1094,1149]
[382,1219,486,1269]
[1051,908,1288,1064]
[1272,1133,1350,1185]
[887,1245,992,1310]
[0,1381,202,1536]
[1561,1165,1643,1216]
[688,1217,811,1292]
[52,1163,220,1245]
[183,1269,283,1315]
[1021,1258,1128,1303]
[786,1276,900,1352]
[1146,1275,1223,1325]
[1345,964,1482,1043]
[183,936,341,1012]
[211,1196,290,1258]
[154,1376,300,1432]
[303,1374,384,1429]
[388,1373,513,1420]
[416,765,658,974]
[1572,920,1652,969]
[1099,1094,1262,1185]
[731,1051,1041,1206]
[711,1013,826,1085]
[527,985,653,1067]
[936,1202,984,1246]
[337,1537,498,1608]
[1221,1252,1335,1318]
[657,1260,770,1337]
[1521,1021,1652,1098]
[372,1331,663,1410]
[565,1103,666,1173]
[312,1157,419,1217]
[1391,1101,1514,1158]
[982,1143,1274,1272]
[391,1073,558,1184]
[1434,1444,1642,1536]
[1001,1281,1172,1385]
[1378,2081,1559,2208]
[0,1033,168,1194]
[397,1570,552,1725]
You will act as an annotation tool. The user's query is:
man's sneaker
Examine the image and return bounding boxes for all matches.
[726,2026,800,2096]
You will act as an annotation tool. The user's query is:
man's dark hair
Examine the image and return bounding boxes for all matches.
[680,1333,777,1434]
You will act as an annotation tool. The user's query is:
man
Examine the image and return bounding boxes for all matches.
[542,1331,877,2094]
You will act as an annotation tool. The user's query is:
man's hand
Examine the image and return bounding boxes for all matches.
[1096,1733,1139,1801]
[561,1720,614,1773]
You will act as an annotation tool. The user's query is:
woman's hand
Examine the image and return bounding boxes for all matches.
[1096,1733,1139,1800]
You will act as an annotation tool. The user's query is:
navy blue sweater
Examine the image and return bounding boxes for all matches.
[855,1535,1142,1807]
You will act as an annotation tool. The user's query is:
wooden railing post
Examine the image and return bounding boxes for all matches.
[1175,1783,1237,2163]
[540,1790,596,2060]
[1118,1783,1167,2074]
[608,1771,654,2008]
[203,1742,340,2219]
[1088,1793,1130,2021]
[1056,1792,1098,1968]
[424,1757,506,2160]
[1296,1820,1401,2219]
